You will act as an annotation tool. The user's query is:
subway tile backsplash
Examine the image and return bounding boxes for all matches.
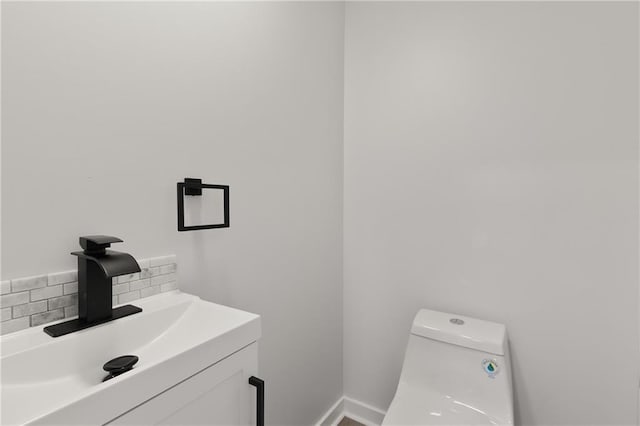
[0,255,177,335]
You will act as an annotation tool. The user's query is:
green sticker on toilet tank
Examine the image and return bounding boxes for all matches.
[482,359,499,377]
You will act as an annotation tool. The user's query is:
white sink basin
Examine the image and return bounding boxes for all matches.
[1,291,261,425]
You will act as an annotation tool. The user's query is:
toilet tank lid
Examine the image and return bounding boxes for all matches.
[411,309,507,355]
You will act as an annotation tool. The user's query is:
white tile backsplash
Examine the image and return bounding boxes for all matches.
[64,305,78,318]
[118,290,141,304]
[160,264,176,274]
[48,271,78,286]
[48,294,77,310]
[160,281,177,292]
[117,272,140,283]
[12,301,48,318]
[130,279,150,291]
[30,285,63,302]
[31,309,64,327]
[1,291,30,307]
[1,307,12,322]
[63,282,78,295]
[113,282,130,295]
[11,275,48,292]
[0,255,178,335]
[151,273,176,286]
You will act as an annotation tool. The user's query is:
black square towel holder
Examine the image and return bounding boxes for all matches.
[177,178,230,231]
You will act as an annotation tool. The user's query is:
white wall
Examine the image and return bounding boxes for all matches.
[343,2,639,425]
[1,2,344,425]
[4,2,640,424]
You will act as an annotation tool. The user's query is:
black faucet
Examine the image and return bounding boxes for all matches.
[44,236,143,337]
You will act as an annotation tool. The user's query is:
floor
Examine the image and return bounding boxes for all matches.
[337,416,365,426]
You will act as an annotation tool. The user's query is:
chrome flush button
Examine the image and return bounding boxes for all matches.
[449,318,464,325]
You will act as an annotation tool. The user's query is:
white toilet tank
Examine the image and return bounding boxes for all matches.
[382,309,514,425]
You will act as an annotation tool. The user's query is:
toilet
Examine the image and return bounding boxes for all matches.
[382,309,514,425]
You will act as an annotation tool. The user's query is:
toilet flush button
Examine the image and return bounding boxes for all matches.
[449,318,464,325]
[482,359,499,378]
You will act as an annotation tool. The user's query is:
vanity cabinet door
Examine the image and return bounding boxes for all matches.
[107,343,258,426]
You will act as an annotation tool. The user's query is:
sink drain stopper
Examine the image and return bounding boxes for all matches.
[102,355,139,382]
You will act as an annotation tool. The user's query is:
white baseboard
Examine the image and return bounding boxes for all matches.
[343,397,387,426]
[316,397,345,426]
[316,396,387,426]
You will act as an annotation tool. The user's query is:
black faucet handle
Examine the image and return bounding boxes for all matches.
[80,235,123,255]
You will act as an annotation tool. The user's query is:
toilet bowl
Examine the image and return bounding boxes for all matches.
[382,309,514,425]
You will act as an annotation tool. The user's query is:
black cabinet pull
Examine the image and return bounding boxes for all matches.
[249,376,264,426]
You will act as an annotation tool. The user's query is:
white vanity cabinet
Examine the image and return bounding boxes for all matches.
[108,343,260,426]
[1,292,262,426]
